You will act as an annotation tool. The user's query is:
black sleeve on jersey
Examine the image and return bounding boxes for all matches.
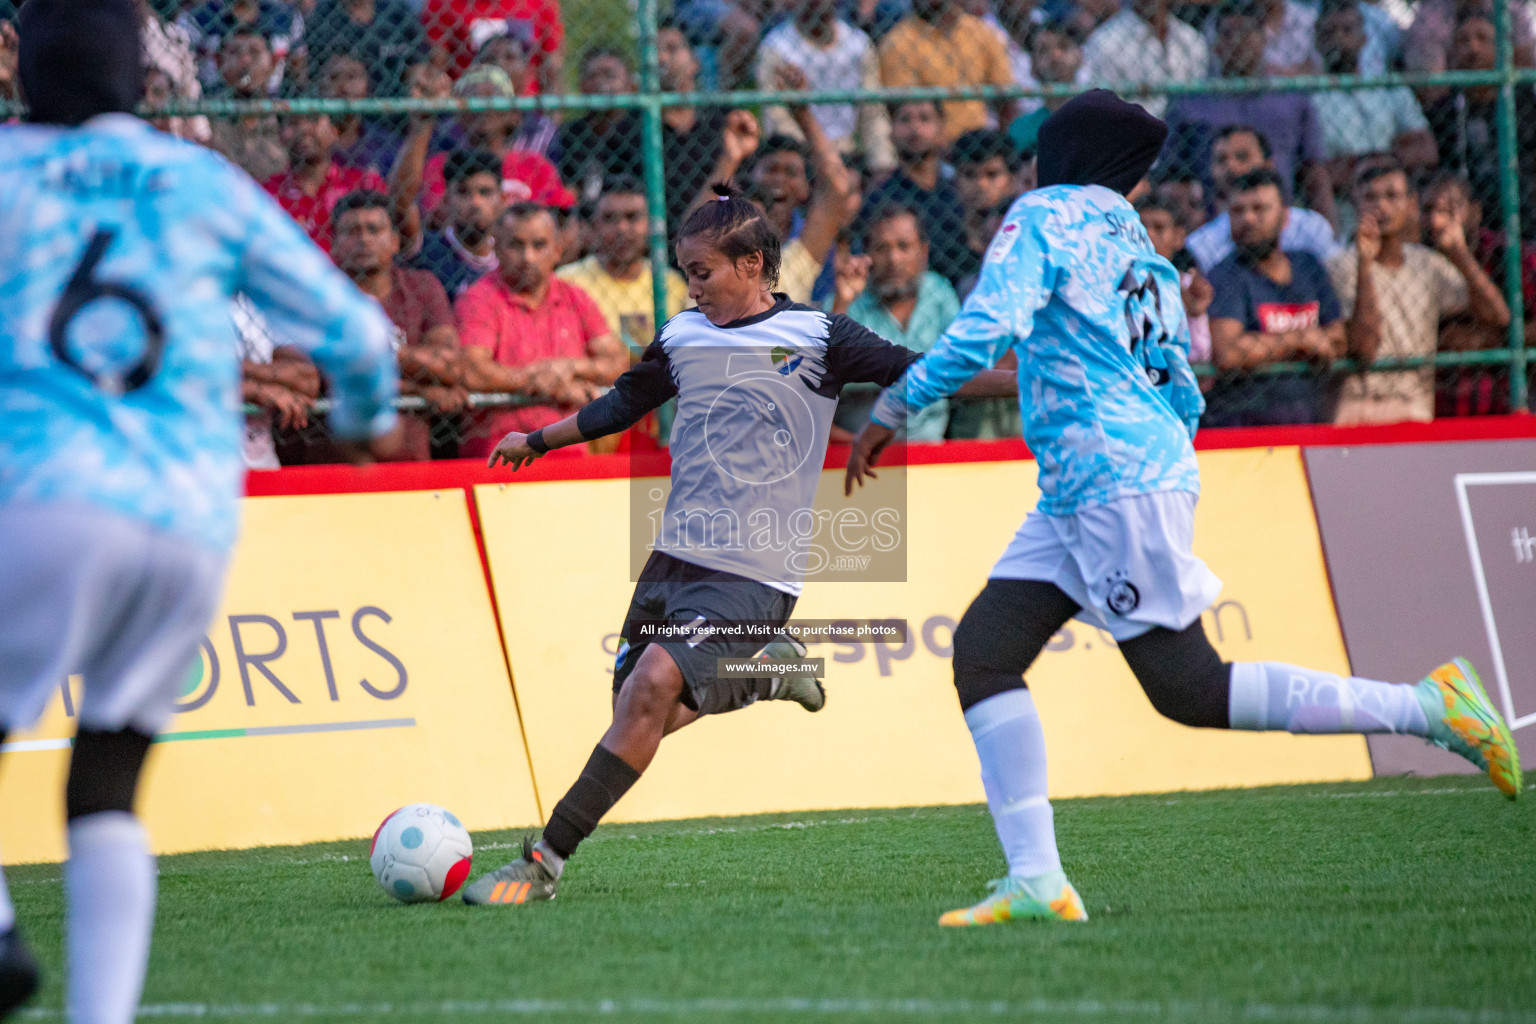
[575,338,678,440]
[820,313,923,395]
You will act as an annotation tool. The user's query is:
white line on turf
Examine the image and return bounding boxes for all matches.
[16,997,1536,1022]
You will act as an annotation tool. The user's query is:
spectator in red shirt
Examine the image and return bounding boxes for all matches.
[421,0,563,93]
[332,190,466,461]
[394,66,573,235]
[263,112,387,251]
[456,203,624,457]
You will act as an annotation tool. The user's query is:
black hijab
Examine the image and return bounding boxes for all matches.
[1035,90,1168,197]
[19,0,145,126]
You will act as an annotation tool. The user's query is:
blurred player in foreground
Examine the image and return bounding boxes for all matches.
[0,2,400,1019]
[847,90,1522,928]
[470,185,1011,906]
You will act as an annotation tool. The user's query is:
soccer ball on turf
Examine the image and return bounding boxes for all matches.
[370,803,473,904]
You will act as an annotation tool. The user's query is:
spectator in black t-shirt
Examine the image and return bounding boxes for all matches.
[947,129,1023,288]
[1204,169,1372,426]
[319,51,402,176]
[859,100,967,286]
[303,0,424,97]
[555,48,642,206]
[1423,11,1536,239]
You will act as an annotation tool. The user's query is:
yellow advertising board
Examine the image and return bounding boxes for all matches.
[477,447,1371,825]
[1,490,539,865]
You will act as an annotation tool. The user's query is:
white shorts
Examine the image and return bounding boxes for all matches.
[0,503,228,736]
[990,491,1222,642]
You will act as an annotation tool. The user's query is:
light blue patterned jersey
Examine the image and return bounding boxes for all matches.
[871,184,1204,515]
[0,115,398,551]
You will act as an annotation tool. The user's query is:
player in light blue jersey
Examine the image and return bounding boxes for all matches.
[847,91,1521,928]
[0,2,399,1019]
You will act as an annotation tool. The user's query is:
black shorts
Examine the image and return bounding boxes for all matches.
[613,551,796,716]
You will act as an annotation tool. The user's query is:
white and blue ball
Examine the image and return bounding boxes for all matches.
[369,803,473,903]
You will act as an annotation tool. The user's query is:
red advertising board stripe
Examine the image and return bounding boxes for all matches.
[244,415,1536,497]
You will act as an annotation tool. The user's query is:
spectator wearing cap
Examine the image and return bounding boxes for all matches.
[878,0,1016,144]
[475,31,557,157]
[332,190,466,461]
[456,204,625,458]
[402,149,505,299]
[1312,0,1436,189]
[1328,162,1508,425]
[206,26,287,181]
[1082,0,1208,120]
[946,129,1022,287]
[263,112,388,252]
[393,65,572,244]
[1006,18,1083,156]
[1167,1,1335,229]
[138,0,211,143]
[859,101,966,293]
[1185,125,1339,272]
[320,51,403,176]
[303,0,425,98]
[556,177,688,450]
[827,204,958,442]
[421,0,564,92]
[757,0,895,174]
[179,0,303,93]
[1204,168,1372,426]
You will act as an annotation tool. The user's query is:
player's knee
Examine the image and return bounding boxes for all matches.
[616,659,685,723]
[1120,623,1231,730]
[66,727,154,820]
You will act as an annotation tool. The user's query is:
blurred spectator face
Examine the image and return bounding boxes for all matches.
[321,54,370,101]
[143,67,175,133]
[332,206,399,277]
[868,212,928,303]
[407,60,452,100]
[892,102,945,164]
[1315,4,1366,72]
[912,0,954,22]
[581,54,634,97]
[281,115,337,165]
[1451,16,1497,71]
[657,28,700,92]
[558,210,584,265]
[596,190,648,265]
[478,35,533,94]
[1019,155,1037,193]
[1029,27,1082,86]
[460,80,520,145]
[1138,206,1186,261]
[1212,130,1268,197]
[1424,179,1480,245]
[752,148,813,213]
[794,0,839,27]
[1074,0,1120,30]
[1156,179,1206,230]
[495,209,561,292]
[447,171,507,241]
[1213,13,1265,76]
[956,155,1016,213]
[219,31,273,98]
[1354,169,1413,238]
[1227,182,1286,257]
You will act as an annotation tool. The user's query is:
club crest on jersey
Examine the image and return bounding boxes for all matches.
[771,346,804,376]
[1104,570,1141,616]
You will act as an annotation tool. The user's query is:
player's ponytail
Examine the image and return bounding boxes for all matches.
[676,183,782,289]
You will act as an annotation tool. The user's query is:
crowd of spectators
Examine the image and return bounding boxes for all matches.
[3,0,1536,463]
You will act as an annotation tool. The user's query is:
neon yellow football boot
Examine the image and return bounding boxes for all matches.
[1416,658,1522,800]
[939,871,1088,927]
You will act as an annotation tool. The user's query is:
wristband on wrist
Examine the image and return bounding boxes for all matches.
[526,428,551,454]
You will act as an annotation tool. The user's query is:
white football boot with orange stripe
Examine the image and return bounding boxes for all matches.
[461,835,560,906]
[939,870,1088,927]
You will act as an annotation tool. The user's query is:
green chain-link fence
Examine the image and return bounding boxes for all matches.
[1,0,1530,461]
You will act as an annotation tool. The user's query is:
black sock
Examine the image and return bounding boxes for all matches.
[541,744,641,860]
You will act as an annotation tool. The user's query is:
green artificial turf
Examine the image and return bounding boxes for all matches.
[10,772,1536,1023]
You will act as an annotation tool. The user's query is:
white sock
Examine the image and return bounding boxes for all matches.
[0,856,13,934]
[1229,662,1430,736]
[66,812,156,1024]
[964,689,1061,880]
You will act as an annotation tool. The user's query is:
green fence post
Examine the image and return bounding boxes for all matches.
[635,0,671,343]
[1495,0,1529,411]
